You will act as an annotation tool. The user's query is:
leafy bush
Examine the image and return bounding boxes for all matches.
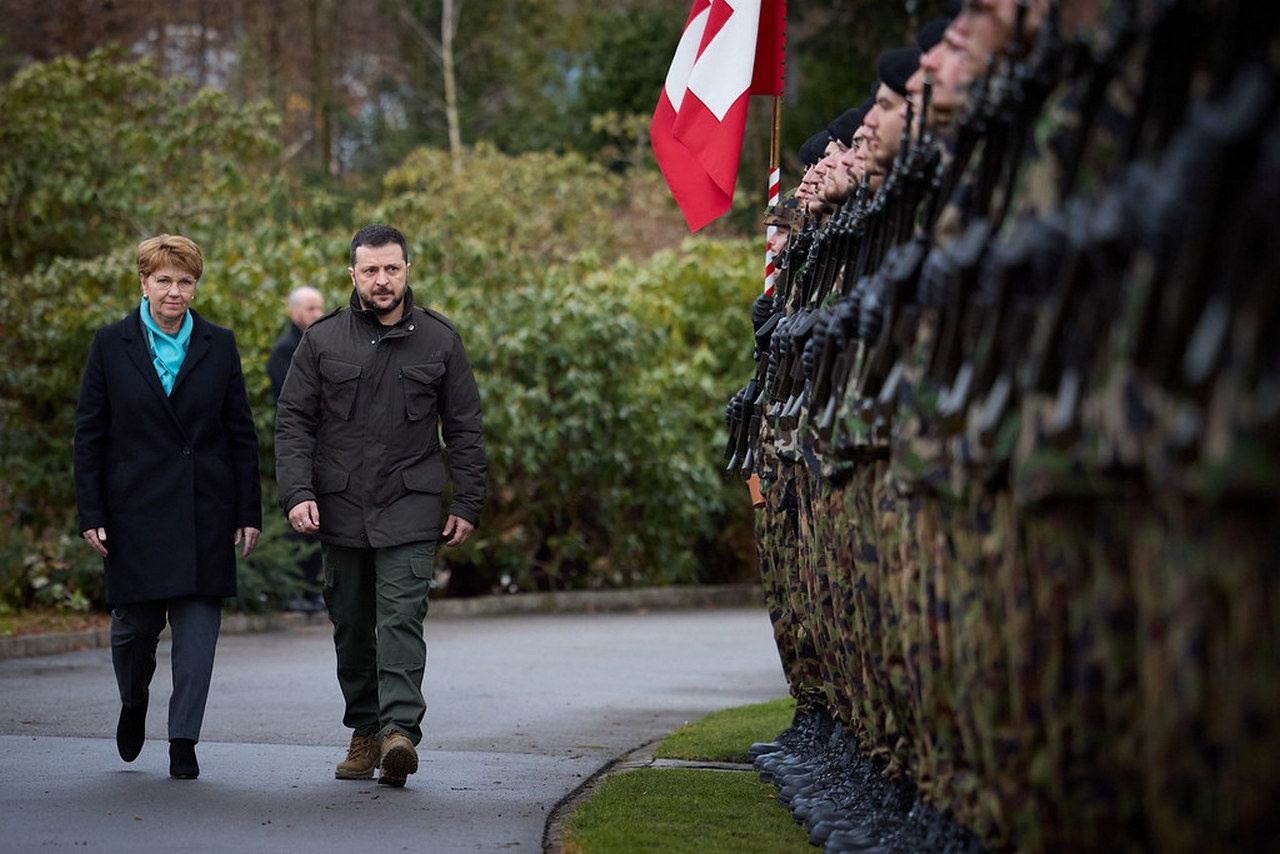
[360,150,761,593]
[379,237,763,595]
[0,53,764,612]
[0,47,283,275]
[0,521,103,616]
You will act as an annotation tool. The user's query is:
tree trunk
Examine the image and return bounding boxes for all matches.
[308,0,334,175]
[395,0,464,169]
[442,0,462,166]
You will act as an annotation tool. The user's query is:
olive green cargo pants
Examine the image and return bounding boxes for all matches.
[322,541,435,745]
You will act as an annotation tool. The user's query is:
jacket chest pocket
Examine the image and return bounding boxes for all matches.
[319,357,362,421]
[400,361,446,421]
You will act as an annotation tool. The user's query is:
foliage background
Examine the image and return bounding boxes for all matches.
[0,52,763,614]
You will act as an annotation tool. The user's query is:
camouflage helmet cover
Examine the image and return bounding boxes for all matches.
[763,190,802,227]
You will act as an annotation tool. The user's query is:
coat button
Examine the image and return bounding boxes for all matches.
[182,447,191,456]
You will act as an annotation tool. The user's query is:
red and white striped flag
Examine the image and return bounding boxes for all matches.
[651,0,786,232]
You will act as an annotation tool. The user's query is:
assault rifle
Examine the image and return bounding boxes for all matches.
[775,308,823,430]
[813,293,865,443]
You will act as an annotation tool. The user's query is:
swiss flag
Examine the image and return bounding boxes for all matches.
[651,0,786,232]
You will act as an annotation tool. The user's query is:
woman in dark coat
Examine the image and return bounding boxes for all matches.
[74,234,261,779]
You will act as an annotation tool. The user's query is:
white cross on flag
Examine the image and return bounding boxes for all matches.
[651,0,786,232]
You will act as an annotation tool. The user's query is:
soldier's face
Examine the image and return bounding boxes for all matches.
[766,226,790,256]
[866,84,907,172]
[819,143,854,204]
[973,0,1053,46]
[911,25,973,133]
[854,129,879,189]
[796,162,821,201]
[956,3,1013,72]
[967,0,1017,36]
[906,66,926,139]
[800,141,843,214]
[800,160,822,194]
[838,129,866,188]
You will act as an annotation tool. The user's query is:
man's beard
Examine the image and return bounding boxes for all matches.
[367,292,404,316]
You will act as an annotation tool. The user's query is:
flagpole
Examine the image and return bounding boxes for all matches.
[769,93,781,180]
[764,94,781,296]
[751,91,782,506]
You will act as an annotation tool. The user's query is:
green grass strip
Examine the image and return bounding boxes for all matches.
[560,697,806,852]
[560,767,812,853]
[654,696,796,763]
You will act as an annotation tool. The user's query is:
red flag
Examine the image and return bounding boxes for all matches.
[651,1,786,232]
[751,0,786,97]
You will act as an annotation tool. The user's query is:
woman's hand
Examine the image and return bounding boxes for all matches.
[81,527,109,558]
[236,526,262,559]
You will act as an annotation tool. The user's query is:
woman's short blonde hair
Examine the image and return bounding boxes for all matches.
[136,234,203,280]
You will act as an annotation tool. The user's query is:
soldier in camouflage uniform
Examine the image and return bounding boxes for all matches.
[738,3,1280,850]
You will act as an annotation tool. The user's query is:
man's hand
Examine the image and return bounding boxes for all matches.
[441,515,474,547]
[289,500,321,535]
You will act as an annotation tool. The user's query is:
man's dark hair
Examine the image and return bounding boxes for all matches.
[350,224,408,268]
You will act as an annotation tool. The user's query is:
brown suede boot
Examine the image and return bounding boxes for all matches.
[334,730,380,780]
[377,730,418,787]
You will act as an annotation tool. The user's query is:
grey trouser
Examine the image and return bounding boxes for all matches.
[322,541,435,745]
[111,595,222,742]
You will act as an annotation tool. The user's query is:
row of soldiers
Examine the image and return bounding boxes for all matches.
[727,1,1280,851]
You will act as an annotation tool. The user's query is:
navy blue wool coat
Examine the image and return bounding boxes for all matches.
[74,307,261,605]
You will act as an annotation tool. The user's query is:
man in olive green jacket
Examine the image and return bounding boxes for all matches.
[275,223,486,788]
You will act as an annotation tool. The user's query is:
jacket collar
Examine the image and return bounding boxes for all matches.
[348,285,416,328]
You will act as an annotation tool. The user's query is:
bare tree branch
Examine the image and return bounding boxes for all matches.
[393,1,444,65]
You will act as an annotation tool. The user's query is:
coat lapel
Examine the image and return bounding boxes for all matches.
[172,311,211,397]
[121,309,173,406]
[120,308,192,439]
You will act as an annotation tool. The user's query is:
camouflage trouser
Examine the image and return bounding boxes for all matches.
[756,464,825,715]
[808,471,858,727]
[1014,494,1140,850]
[792,462,856,724]
[1130,492,1280,853]
[838,460,903,766]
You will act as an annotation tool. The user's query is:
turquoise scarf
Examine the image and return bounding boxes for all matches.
[139,297,193,395]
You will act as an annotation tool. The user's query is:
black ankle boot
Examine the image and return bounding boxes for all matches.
[115,698,147,762]
[169,738,199,779]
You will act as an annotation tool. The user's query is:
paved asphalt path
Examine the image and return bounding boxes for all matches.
[0,606,787,852]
